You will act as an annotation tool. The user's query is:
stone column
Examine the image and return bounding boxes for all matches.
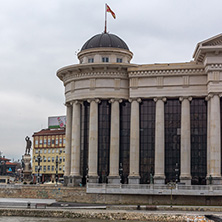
[206,96,211,182]
[208,94,221,184]
[128,98,141,184]
[179,97,192,185]
[64,103,72,185]
[154,97,166,184]
[70,101,81,185]
[88,99,100,183]
[108,99,121,184]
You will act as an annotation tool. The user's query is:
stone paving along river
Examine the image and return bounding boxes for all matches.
[0,217,149,222]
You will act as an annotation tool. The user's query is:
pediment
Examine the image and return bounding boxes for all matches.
[193,33,222,62]
[201,34,222,46]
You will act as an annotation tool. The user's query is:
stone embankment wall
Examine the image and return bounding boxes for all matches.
[0,185,222,206]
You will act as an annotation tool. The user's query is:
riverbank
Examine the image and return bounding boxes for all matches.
[0,208,215,222]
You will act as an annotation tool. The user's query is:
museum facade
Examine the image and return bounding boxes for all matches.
[57,32,222,186]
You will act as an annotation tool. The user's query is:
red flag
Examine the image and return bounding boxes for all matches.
[106,4,116,19]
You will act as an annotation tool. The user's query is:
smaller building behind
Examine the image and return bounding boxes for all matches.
[32,116,66,183]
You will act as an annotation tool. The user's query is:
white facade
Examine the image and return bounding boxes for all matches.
[57,33,222,186]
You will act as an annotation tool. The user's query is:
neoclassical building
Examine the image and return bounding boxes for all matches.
[57,32,222,186]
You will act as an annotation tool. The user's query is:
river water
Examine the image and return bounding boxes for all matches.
[0,217,149,222]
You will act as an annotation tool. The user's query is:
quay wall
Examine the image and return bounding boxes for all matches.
[0,185,222,206]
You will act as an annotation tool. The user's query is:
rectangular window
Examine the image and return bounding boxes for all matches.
[48,166,50,171]
[43,166,46,172]
[52,157,54,162]
[35,166,38,172]
[116,58,123,63]
[44,138,47,145]
[48,149,51,154]
[35,139,38,146]
[44,149,47,154]
[52,149,55,154]
[56,138,58,145]
[102,57,109,62]
[39,138,43,145]
[52,138,55,145]
[88,58,94,63]
[44,157,46,162]
[52,166,54,171]
[59,138,62,146]
[63,156,65,162]
[35,149,38,154]
[48,157,50,162]
[48,137,51,146]
[63,137,66,145]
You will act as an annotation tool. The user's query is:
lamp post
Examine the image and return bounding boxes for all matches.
[37,151,41,184]
[55,151,62,186]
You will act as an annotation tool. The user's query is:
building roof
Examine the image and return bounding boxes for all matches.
[81,32,129,51]
[33,128,65,136]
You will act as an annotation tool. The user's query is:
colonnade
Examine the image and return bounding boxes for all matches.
[64,94,222,185]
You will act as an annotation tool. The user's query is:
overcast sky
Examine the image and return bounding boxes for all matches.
[0,0,221,161]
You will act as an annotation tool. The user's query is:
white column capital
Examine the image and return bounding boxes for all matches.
[129,98,142,103]
[87,98,101,104]
[207,93,220,100]
[109,98,123,104]
[179,96,192,102]
[153,97,167,103]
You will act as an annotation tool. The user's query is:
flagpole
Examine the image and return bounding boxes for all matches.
[104,3,107,33]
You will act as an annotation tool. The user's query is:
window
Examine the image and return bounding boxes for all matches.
[48,149,51,154]
[44,138,47,145]
[39,138,43,145]
[52,157,54,162]
[52,149,55,154]
[59,166,62,171]
[116,58,123,63]
[56,138,58,145]
[63,165,65,172]
[40,149,43,154]
[165,99,181,184]
[48,166,50,171]
[52,138,55,145]
[35,166,38,172]
[52,166,54,171]
[43,156,46,162]
[102,57,109,62]
[48,157,50,162]
[140,99,155,184]
[43,166,46,172]
[56,148,59,153]
[63,137,66,145]
[120,101,131,184]
[35,139,38,146]
[48,137,51,146]
[63,156,65,162]
[35,149,38,154]
[88,58,94,63]
[59,157,62,163]
[59,138,62,146]
[98,100,111,183]
[44,149,47,154]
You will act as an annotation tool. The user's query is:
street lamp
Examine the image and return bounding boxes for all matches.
[37,151,41,184]
[55,151,62,185]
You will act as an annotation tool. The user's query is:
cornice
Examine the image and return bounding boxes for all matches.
[63,71,128,83]
[128,68,205,77]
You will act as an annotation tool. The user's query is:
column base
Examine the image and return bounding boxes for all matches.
[88,176,99,183]
[64,176,69,186]
[154,176,165,184]
[128,176,140,184]
[68,176,82,187]
[206,176,222,185]
[180,176,191,185]
[108,176,120,184]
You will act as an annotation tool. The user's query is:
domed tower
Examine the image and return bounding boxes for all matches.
[57,32,134,186]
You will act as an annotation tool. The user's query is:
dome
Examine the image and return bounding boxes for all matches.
[81,32,129,51]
